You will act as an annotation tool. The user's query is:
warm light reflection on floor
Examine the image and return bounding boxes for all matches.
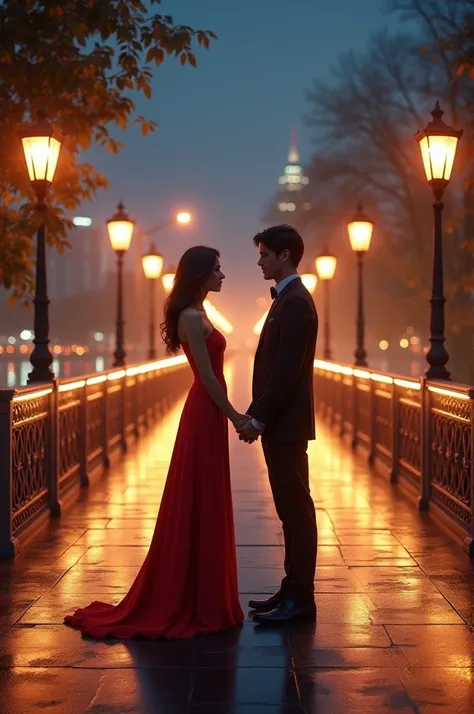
[1,349,471,710]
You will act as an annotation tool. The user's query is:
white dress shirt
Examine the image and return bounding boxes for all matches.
[250,274,300,432]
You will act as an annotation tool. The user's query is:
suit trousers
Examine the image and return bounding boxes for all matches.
[261,438,317,603]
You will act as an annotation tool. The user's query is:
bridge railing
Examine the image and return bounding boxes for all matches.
[313,359,474,555]
[0,355,191,559]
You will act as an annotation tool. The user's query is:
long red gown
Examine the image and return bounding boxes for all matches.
[64,328,244,639]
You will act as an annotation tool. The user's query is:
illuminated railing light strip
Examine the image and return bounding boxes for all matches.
[314,359,343,373]
[155,354,188,370]
[58,380,86,392]
[14,388,53,402]
[86,375,107,386]
[428,386,470,400]
[314,360,354,376]
[371,373,394,384]
[353,369,371,379]
[394,378,421,391]
[125,367,139,377]
[340,366,353,375]
[108,370,126,381]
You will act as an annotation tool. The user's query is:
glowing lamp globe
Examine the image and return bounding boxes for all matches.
[415,102,462,193]
[347,204,374,253]
[162,265,176,294]
[18,109,63,191]
[176,211,192,225]
[142,243,164,280]
[107,202,135,253]
[315,248,337,280]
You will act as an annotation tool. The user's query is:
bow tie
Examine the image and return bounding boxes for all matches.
[270,286,278,300]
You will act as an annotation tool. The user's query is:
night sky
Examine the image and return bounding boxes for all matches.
[85,0,391,336]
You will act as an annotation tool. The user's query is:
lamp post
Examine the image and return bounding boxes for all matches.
[347,203,374,368]
[315,247,337,360]
[18,109,63,383]
[415,102,462,380]
[107,202,135,367]
[142,242,163,360]
[300,265,318,294]
[162,265,176,295]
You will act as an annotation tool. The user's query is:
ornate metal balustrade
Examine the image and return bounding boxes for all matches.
[0,355,191,559]
[313,360,474,555]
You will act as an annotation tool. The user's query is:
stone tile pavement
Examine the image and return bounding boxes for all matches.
[0,355,472,713]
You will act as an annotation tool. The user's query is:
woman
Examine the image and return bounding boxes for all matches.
[65,246,246,639]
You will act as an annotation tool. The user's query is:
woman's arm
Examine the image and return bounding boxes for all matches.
[179,310,245,427]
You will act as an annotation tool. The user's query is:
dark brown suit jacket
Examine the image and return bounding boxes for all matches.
[247,277,318,442]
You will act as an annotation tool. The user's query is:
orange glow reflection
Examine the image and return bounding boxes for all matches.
[203,299,233,334]
[253,310,269,335]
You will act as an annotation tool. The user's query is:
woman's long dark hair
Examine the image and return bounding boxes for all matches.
[161,246,220,354]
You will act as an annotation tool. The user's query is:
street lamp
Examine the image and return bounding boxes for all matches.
[315,246,337,360]
[176,211,192,225]
[347,203,373,367]
[142,242,163,360]
[107,201,135,367]
[162,265,176,295]
[300,265,318,294]
[18,109,63,383]
[415,101,462,380]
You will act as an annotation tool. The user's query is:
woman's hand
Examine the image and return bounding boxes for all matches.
[232,413,251,432]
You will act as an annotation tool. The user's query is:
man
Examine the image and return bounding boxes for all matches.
[239,224,318,623]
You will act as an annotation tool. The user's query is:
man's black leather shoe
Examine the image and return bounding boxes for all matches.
[248,591,283,612]
[253,599,316,624]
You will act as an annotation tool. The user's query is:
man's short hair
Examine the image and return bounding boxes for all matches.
[253,225,304,267]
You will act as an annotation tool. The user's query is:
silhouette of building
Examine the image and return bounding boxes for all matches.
[275,125,311,216]
[47,217,111,301]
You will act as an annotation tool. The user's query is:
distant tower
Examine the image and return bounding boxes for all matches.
[276,124,310,215]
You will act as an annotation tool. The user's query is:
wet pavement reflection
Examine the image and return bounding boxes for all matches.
[0,354,472,713]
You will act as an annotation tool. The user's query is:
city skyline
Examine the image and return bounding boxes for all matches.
[71,0,390,318]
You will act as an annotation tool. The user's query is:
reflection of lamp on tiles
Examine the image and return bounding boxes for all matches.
[203,300,233,334]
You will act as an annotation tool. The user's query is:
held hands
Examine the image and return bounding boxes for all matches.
[232,413,261,444]
[233,413,251,433]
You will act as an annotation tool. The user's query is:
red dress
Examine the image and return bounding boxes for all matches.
[64,328,244,639]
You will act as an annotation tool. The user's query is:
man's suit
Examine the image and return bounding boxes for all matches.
[247,276,318,603]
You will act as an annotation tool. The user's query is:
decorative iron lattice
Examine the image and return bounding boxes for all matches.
[107,384,123,445]
[374,388,392,454]
[399,398,421,479]
[430,392,470,422]
[2,360,191,551]
[58,397,81,485]
[430,395,471,526]
[86,389,104,460]
[355,380,371,441]
[11,395,49,533]
[125,377,135,430]
[137,374,146,423]
[330,372,343,425]
[342,377,353,431]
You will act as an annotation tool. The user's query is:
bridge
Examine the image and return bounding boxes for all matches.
[0,353,472,712]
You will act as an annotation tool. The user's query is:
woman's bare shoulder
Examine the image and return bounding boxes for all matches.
[178,308,204,341]
[179,307,202,325]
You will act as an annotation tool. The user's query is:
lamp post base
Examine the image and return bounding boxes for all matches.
[28,365,54,384]
[354,349,368,368]
[113,352,125,369]
[425,364,451,381]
